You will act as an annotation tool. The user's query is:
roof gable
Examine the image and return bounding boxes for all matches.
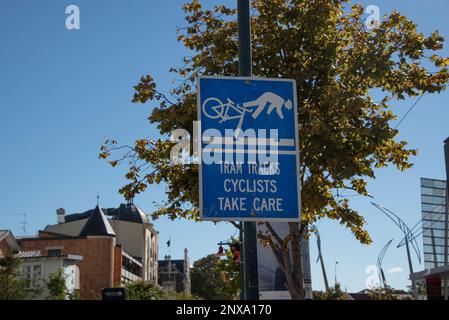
[0,230,21,252]
[159,259,185,274]
[79,206,116,237]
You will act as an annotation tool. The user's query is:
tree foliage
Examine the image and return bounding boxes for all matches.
[45,269,67,300]
[0,251,33,300]
[100,0,449,299]
[367,285,398,300]
[191,252,240,300]
[313,283,351,300]
[124,281,200,300]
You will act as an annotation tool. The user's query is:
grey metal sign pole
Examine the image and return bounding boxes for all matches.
[237,0,259,300]
[444,137,449,300]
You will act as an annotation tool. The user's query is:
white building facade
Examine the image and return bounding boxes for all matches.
[16,250,81,299]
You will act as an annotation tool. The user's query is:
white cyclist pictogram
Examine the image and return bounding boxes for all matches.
[202,92,293,132]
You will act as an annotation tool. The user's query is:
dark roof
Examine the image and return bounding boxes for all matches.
[110,204,150,224]
[65,203,149,224]
[348,293,372,300]
[158,259,185,275]
[79,205,116,237]
[65,211,90,222]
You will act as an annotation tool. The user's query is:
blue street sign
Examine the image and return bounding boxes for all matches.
[197,76,300,221]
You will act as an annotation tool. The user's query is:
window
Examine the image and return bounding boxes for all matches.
[422,204,446,213]
[421,179,446,189]
[162,281,176,292]
[422,195,446,205]
[32,265,42,287]
[22,265,31,281]
[422,221,445,229]
[424,244,447,255]
[47,249,62,257]
[22,264,43,288]
[422,213,446,222]
[424,229,446,238]
[423,236,446,246]
[424,253,448,263]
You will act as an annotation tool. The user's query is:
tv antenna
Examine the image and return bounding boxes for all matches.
[11,213,27,236]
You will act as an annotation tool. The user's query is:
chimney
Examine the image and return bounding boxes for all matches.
[57,208,66,224]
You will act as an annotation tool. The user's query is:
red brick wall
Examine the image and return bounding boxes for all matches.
[19,236,116,299]
[113,245,122,287]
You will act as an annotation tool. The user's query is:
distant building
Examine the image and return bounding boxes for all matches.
[348,289,372,300]
[410,138,449,300]
[16,250,82,299]
[158,248,191,295]
[43,203,158,285]
[0,230,20,257]
[420,178,447,269]
[347,289,411,300]
[18,205,147,299]
[1,230,81,300]
[411,178,448,300]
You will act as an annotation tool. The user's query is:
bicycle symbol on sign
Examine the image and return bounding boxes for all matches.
[202,92,293,133]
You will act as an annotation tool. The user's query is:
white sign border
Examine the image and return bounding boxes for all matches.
[197,75,301,222]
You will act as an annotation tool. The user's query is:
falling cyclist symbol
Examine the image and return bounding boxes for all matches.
[202,92,292,133]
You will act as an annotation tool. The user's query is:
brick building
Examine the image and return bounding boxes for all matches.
[1,230,81,299]
[18,205,145,299]
[44,203,158,284]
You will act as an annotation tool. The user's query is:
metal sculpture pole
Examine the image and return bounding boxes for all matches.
[313,226,329,291]
[377,239,393,289]
[371,202,420,298]
[404,236,416,297]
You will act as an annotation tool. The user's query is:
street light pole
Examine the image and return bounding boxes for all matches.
[237,0,259,300]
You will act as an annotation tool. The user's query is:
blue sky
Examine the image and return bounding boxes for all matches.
[0,0,448,293]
